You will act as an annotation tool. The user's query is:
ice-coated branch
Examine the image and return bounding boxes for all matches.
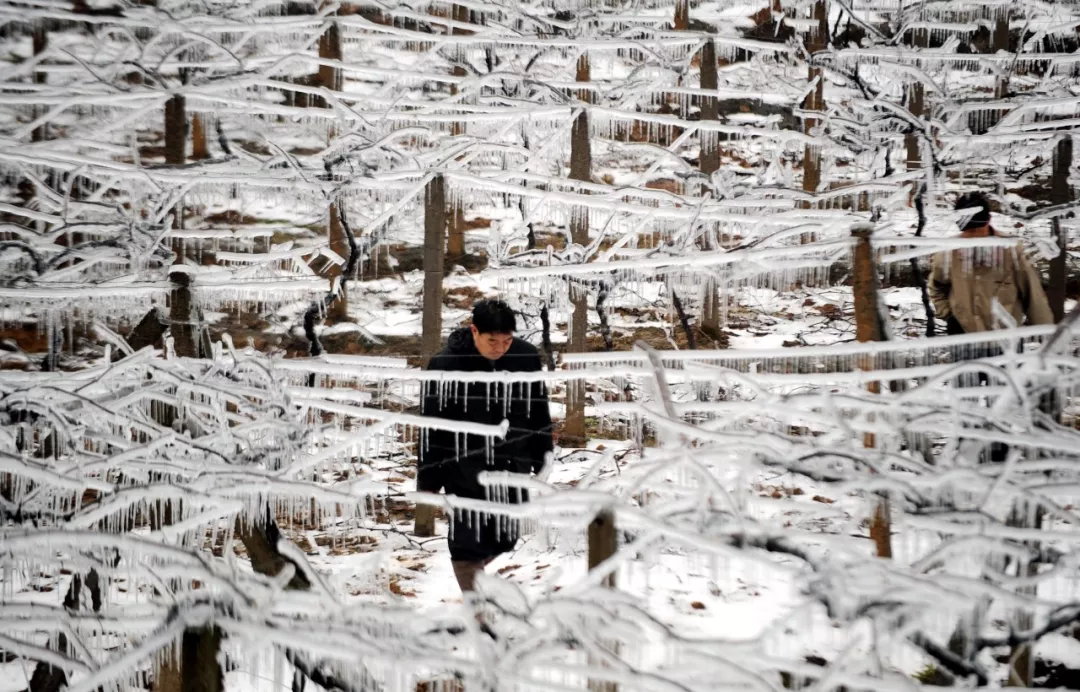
[911,184,936,337]
[909,632,988,685]
[303,202,360,359]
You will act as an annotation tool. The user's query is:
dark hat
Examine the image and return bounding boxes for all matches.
[954,192,991,231]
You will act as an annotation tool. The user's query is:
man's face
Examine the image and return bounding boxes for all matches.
[471,325,513,360]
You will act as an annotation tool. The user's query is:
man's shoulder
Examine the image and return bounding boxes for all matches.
[426,347,458,369]
[506,337,543,370]
[509,337,540,356]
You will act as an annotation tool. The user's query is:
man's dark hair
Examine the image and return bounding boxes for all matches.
[955,191,992,231]
[472,299,517,334]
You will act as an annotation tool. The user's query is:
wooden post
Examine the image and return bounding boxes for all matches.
[26,572,98,692]
[701,280,721,339]
[421,175,446,363]
[148,452,221,692]
[445,4,472,264]
[993,12,1010,99]
[697,33,723,337]
[316,15,342,106]
[32,21,47,142]
[673,0,689,30]
[128,308,168,353]
[851,227,892,559]
[565,53,592,447]
[164,95,186,166]
[801,0,828,203]
[588,508,616,586]
[1005,500,1040,687]
[164,90,187,249]
[967,9,1010,133]
[587,508,617,692]
[169,269,201,359]
[236,515,378,688]
[179,627,223,692]
[448,3,470,139]
[1049,136,1072,323]
[570,54,592,187]
[904,82,924,172]
[698,39,720,177]
[903,29,926,173]
[414,504,437,537]
[314,8,346,319]
[190,115,209,160]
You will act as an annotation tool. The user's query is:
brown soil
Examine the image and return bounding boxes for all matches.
[388,244,489,274]
[0,324,51,354]
[288,146,324,157]
[645,178,684,194]
[460,216,492,230]
[443,286,486,309]
[204,210,263,226]
[584,324,728,351]
[532,231,566,251]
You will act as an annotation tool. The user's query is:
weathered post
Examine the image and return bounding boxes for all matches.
[587,507,617,691]
[168,268,202,359]
[445,4,472,264]
[32,21,48,142]
[698,38,723,336]
[1049,135,1072,323]
[588,509,617,588]
[421,174,447,363]
[190,115,210,160]
[164,92,187,254]
[993,10,1010,99]
[316,11,342,105]
[851,226,891,559]
[801,1,828,204]
[164,95,186,166]
[1005,499,1037,688]
[698,39,720,177]
[413,504,437,538]
[673,0,689,30]
[903,35,925,173]
[316,8,348,321]
[565,53,592,447]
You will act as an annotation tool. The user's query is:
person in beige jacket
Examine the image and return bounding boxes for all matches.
[929,192,1054,336]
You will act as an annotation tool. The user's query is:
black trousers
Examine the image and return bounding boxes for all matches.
[946,316,1007,462]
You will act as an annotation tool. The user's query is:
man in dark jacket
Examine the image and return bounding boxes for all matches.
[418,300,554,594]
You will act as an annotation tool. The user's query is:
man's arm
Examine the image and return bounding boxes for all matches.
[1016,247,1055,325]
[929,252,953,320]
[526,352,555,473]
[418,355,453,492]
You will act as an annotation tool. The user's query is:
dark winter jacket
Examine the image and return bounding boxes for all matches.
[418,328,554,561]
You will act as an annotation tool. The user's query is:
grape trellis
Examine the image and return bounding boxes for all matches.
[3,0,1080,690]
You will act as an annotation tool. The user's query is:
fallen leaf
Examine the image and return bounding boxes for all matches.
[389,577,416,598]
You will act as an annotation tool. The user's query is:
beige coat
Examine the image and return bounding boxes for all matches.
[929,238,1054,333]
